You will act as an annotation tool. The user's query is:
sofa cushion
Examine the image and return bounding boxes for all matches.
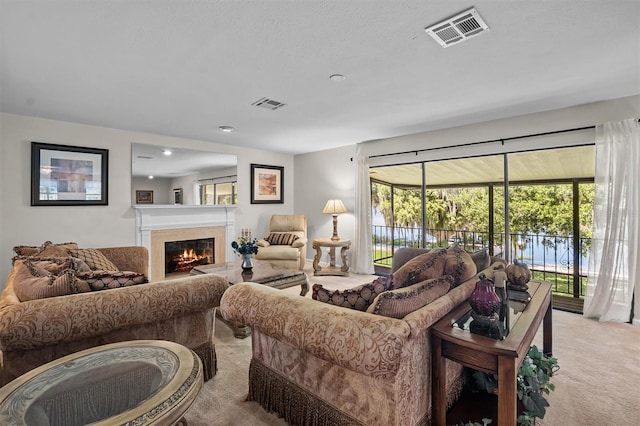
[366,275,453,319]
[390,248,447,289]
[265,232,299,246]
[76,270,148,291]
[12,259,90,301]
[470,248,491,271]
[312,276,390,311]
[444,245,477,288]
[68,248,119,271]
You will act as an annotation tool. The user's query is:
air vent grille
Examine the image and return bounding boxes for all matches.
[252,97,286,110]
[425,7,489,48]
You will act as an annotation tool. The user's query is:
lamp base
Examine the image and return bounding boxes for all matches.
[331,214,340,241]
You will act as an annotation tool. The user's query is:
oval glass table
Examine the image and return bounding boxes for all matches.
[0,340,203,426]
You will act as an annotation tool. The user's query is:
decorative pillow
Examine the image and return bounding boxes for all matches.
[36,241,79,257]
[12,245,42,257]
[76,270,148,291]
[13,241,78,257]
[470,248,491,271]
[265,232,299,246]
[444,245,477,288]
[68,248,119,271]
[366,275,453,319]
[390,248,447,289]
[312,276,391,311]
[12,259,90,301]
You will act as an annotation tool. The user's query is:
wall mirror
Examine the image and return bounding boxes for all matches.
[131,143,237,205]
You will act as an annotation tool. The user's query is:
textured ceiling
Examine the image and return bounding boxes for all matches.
[1,1,639,155]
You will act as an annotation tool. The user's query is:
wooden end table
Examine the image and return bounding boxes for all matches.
[431,280,553,426]
[312,237,351,276]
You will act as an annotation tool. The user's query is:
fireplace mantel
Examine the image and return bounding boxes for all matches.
[134,205,236,281]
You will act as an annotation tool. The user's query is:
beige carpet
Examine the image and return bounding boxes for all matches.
[184,268,640,426]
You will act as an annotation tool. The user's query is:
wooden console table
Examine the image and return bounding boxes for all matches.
[431,280,553,426]
[312,237,350,276]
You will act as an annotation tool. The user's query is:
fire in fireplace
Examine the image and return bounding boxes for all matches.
[165,238,214,275]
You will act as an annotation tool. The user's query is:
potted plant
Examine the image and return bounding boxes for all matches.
[471,345,559,425]
[231,237,259,271]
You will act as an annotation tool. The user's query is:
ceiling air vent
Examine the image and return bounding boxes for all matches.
[425,7,489,48]
[252,97,286,110]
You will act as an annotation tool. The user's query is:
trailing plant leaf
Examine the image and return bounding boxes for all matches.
[469,345,559,426]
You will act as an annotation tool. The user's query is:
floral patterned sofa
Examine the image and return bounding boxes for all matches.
[221,245,502,426]
[0,244,228,386]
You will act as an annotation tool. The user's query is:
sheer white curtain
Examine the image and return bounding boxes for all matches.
[584,118,640,323]
[351,145,375,274]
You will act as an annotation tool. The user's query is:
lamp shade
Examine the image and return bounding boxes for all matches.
[322,199,347,214]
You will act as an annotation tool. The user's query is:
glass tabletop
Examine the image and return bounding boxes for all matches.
[452,288,532,340]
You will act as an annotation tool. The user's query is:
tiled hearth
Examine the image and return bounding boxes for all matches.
[134,205,236,281]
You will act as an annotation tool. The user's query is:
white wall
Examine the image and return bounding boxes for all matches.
[0,113,294,286]
[294,145,357,263]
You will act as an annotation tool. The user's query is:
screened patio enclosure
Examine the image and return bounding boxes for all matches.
[370,145,595,313]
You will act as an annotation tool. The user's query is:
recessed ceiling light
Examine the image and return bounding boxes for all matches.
[162,149,172,156]
[219,126,235,133]
[329,74,346,82]
[148,175,154,179]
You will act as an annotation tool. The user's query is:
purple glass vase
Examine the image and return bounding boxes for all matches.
[469,273,501,317]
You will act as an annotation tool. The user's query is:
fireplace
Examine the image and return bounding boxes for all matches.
[165,238,214,275]
[134,205,236,282]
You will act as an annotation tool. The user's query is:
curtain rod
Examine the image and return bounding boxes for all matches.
[351,124,596,161]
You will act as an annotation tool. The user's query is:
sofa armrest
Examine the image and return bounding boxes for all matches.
[220,282,410,378]
[0,274,228,351]
[97,246,148,275]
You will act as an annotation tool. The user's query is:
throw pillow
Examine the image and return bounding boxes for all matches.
[68,248,119,271]
[12,259,90,301]
[312,276,390,311]
[366,275,453,319]
[36,241,79,257]
[13,241,78,257]
[390,248,447,289]
[470,248,491,271]
[443,245,477,288]
[76,270,148,291]
[265,232,299,246]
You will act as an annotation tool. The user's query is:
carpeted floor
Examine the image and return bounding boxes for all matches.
[184,268,640,426]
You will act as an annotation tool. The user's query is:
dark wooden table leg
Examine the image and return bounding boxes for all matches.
[543,299,553,356]
[497,355,517,426]
[432,336,446,426]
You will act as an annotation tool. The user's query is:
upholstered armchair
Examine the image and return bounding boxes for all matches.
[255,214,307,270]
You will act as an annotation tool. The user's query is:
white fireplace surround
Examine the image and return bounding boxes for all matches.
[134,205,236,281]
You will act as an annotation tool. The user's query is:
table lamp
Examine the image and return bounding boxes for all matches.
[322,199,347,241]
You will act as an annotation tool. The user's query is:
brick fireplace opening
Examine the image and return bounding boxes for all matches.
[165,238,214,276]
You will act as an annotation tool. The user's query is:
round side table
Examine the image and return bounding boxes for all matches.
[312,237,351,276]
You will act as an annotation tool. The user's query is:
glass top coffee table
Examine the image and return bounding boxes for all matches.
[192,259,310,338]
[191,259,309,296]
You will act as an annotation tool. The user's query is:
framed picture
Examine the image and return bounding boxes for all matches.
[251,164,284,204]
[31,142,109,206]
[173,188,183,205]
[136,190,154,204]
